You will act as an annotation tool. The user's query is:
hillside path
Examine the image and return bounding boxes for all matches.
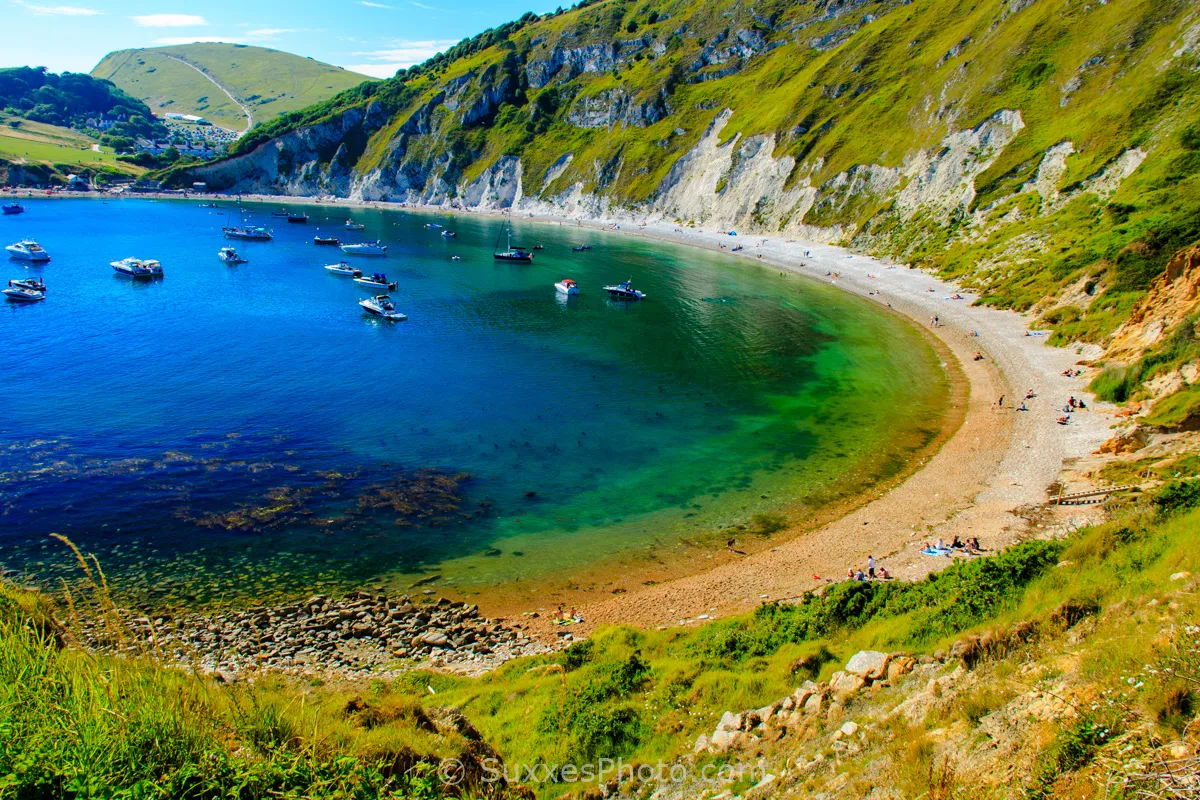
[162,54,252,134]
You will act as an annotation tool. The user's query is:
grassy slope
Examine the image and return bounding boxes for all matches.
[6,485,1199,797]
[0,113,142,176]
[92,44,372,131]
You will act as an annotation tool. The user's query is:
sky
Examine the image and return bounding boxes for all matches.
[0,0,559,78]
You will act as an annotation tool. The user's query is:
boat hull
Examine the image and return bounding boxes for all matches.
[3,288,44,301]
[6,248,50,262]
[493,253,533,263]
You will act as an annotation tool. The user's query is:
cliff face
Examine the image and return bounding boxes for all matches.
[181,0,1200,347]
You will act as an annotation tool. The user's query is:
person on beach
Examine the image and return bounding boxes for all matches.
[727,538,746,555]
[867,555,876,579]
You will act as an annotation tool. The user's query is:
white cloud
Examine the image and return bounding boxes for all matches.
[132,13,207,27]
[13,1,101,14]
[346,39,457,76]
[245,28,295,38]
[410,1,435,8]
[360,1,392,7]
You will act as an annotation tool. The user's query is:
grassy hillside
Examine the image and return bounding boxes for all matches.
[92,44,372,132]
[5,477,1199,797]
[0,112,143,179]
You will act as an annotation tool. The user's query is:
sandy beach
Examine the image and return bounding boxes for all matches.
[8,188,1119,633]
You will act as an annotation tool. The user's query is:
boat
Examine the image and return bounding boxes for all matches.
[354,272,398,290]
[198,202,220,208]
[218,247,247,264]
[344,220,365,230]
[6,239,50,262]
[359,294,407,320]
[441,230,456,238]
[555,278,579,296]
[603,279,645,300]
[451,255,462,261]
[3,284,43,302]
[2,203,25,215]
[532,245,545,250]
[111,257,164,278]
[572,245,592,252]
[287,213,309,224]
[324,262,361,277]
[313,235,340,246]
[493,215,533,262]
[9,277,45,292]
[223,225,273,240]
[271,209,291,218]
[425,223,443,229]
[341,240,387,256]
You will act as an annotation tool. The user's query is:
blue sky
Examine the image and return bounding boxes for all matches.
[1,0,559,77]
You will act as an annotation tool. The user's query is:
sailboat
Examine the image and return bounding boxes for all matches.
[493,214,533,262]
[223,207,272,241]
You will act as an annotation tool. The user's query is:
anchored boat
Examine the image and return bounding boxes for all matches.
[3,283,43,302]
[2,203,25,215]
[555,278,579,295]
[493,215,532,262]
[324,262,361,277]
[344,220,365,230]
[341,240,387,256]
[218,247,247,264]
[354,272,398,290]
[359,294,407,320]
[604,279,645,300]
[6,239,50,262]
[111,257,164,279]
[313,235,340,246]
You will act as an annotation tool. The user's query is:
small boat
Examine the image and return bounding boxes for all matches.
[354,272,398,290]
[426,223,443,229]
[555,278,579,296]
[441,230,456,238]
[6,239,50,262]
[198,202,220,208]
[9,277,45,292]
[451,255,462,261]
[223,225,273,241]
[324,262,361,277]
[313,235,340,246]
[341,240,387,256]
[604,279,645,300]
[493,215,533,262]
[2,203,25,215]
[572,245,592,252]
[111,257,164,278]
[344,220,365,230]
[359,294,406,320]
[3,284,43,302]
[271,209,291,218]
[218,247,247,264]
[287,213,309,224]
[532,245,545,250]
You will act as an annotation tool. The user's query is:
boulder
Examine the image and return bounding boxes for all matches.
[829,670,867,698]
[804,691,826,715]
[709,727,740,752]
[413,630,452,648]
[887,656,917,685]
[716,711,744,732]
[839,720,859,738]
[693,734,709,753]
[845,650,891,680]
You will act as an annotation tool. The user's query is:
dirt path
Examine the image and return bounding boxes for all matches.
[163,55,253,135]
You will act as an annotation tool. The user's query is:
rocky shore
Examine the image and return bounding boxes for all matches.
[78,590,552,678]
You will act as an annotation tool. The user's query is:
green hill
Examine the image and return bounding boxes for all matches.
[91,43,372,132]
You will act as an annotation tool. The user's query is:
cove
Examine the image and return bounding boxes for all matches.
[0,198,951,608]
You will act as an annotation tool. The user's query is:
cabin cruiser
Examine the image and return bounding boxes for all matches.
[354,272,398,290]
[287,213,309,224]
[359,294,406,320]
[6,239,50,262]
[441,230,456,238]
[341,240,387,256]
[572,245,592,252]
[223,225,272,241]
[2,203,25,215]
[3,282,43,302]
[344,220,365,230]
[218,247,247,264]
[555,278,579,295]
[324,262,361,277]
[111,257,164,278]
[313,235,340,245]
[9,277,45,292]
[604,279,645,300]
[493,215,532,262]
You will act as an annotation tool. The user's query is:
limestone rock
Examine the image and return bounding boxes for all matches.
[845,650,891,679]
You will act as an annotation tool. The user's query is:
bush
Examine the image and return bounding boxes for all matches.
[1154,480,1200,516]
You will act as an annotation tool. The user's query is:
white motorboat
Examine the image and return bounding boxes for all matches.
[324,262,361,277]
[341,240,387,256]
[9,277,45,292]
[3,283,44,302]
[603,279,645,300]
[360,294,406,320]
[6,239,50,262]
[354,272,398,290]
[344,220,365,230]
[441,230,456,238]
[218,247,247,264]
[111,257,164,278]
[426,223,443,229]
[555,278,579,295]
[223,225,273,241]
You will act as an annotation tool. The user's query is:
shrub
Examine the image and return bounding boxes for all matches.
[1154,480,1200,516]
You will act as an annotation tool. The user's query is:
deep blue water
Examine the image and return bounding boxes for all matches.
[0,198,947,605]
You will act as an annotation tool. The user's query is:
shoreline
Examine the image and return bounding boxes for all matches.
[8,189,1117,640]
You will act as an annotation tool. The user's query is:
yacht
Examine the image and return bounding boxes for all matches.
[324,262,361,277]
[9,277,45,292]
[354,272,397,290]
[6,239,50,262]
[441,230,456,238]
[604,279,645,300]
[223,225,272,241]
[111,257,164,278]
[2,203,25,215]
[313,235,340,246]
[218,247,247,265]
[359,294,406,320]
[493,215,532,262]
[287,213,309,224]
[341,240,387,256]
[3,283,43,302]
[344,220,365,230]
[555,278,579,295]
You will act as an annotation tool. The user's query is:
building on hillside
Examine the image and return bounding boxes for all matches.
[66,174,89,191]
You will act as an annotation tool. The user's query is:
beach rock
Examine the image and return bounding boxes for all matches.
[845,650,891,680]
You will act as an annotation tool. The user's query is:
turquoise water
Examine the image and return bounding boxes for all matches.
[0,198,949,606]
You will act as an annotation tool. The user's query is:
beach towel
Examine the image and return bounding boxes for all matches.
[921,547,952,557]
